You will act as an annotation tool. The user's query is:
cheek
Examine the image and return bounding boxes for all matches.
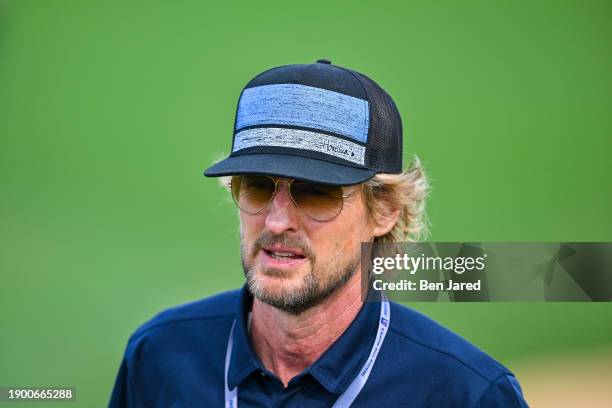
[312,214,370,259]
[341,204,375,244]
[239,214,264,248]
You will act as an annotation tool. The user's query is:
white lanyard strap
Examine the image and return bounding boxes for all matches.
[224,297,390,408]
[224,320,238,408]
[331,297,390,407]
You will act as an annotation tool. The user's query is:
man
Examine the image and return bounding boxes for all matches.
[109,60,529,407]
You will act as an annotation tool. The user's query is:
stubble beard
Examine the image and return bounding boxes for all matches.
[241,232,359,315]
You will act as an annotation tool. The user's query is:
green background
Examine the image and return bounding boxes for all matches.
[1,0,610,406]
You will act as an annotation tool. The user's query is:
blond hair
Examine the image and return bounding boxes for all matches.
[362,155,430,243]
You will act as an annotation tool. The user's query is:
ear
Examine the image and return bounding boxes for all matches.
[371,208,400,238]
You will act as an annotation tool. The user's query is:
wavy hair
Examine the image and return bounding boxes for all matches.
[362,155,430,243]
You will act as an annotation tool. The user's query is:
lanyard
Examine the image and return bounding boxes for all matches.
[224,297,390,408]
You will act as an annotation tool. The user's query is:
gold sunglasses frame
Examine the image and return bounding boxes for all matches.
[228,175,361,222]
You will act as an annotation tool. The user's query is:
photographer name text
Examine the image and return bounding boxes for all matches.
[373,279,481,291]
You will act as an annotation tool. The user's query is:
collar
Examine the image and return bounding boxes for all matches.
[226,285,382,394]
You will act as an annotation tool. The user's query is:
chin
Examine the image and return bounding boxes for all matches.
[249,267,310,295]
[256,266,306,285]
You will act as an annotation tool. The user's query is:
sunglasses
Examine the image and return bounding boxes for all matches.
[229,175,360,222]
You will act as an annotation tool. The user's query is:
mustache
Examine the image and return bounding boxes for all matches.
[251,231,315,261]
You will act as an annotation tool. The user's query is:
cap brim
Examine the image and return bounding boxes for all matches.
[204,154,376,186]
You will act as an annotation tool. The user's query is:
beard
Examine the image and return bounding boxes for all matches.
[241,231,359,315]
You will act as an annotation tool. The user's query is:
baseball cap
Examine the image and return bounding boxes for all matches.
[204,59,403,186]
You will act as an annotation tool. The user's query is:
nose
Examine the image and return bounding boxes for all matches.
[264,181,300,234]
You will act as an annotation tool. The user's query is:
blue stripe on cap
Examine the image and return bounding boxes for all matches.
[236,84,370,143]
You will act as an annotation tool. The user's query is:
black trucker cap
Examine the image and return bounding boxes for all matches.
[204,59,403,185]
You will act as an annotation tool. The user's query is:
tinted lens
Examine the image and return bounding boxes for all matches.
[291,180,344,221]
[231,175,276,214]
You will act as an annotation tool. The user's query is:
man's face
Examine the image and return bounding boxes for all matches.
[239,177,376,314]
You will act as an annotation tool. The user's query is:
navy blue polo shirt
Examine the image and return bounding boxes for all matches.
[109,287,529,407]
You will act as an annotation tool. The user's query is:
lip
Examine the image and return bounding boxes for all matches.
[258,247,308,270]
[262,245,305,257]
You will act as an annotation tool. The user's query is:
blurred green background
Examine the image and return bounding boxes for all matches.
[1,0,611,406]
